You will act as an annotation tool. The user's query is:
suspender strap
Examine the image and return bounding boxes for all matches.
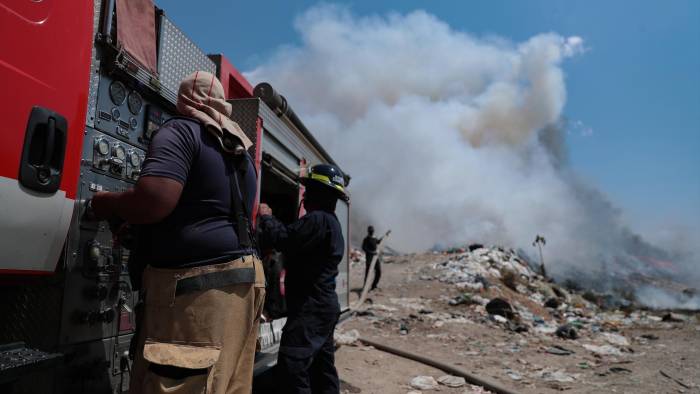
[228,154,254,249]
[175,267,256,296]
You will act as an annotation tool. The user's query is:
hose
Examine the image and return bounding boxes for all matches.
[359,337,519,394]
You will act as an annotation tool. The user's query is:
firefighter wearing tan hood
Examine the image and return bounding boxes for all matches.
[176,70,253,153]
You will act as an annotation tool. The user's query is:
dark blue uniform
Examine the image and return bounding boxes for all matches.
[258,210,344,394]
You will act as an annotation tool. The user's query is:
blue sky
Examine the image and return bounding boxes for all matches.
[164,0,700,237]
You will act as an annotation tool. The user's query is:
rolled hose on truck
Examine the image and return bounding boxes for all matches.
[358,337,520,394]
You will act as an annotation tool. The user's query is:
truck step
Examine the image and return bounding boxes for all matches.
[0,342,63,384]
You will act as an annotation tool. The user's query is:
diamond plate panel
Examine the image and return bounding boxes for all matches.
[229,98,260,156]
[0,280,63,350]
[157,15,216,100]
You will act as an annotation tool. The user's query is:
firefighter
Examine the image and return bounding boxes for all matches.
[90,71,265,394]
[257,164,348,394]
[361,225,383,291]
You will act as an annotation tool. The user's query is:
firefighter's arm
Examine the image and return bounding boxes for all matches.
[258,208,321,256]
[91,176,183,224]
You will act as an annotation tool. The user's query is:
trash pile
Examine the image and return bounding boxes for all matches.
[422,246,689,345]
[340,246,699,392]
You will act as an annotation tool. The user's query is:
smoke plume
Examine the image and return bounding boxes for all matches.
[246,5,697,303]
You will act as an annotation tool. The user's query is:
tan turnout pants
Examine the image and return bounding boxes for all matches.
[129,256,265,394]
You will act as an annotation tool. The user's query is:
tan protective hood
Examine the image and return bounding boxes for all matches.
[176,71,253,152]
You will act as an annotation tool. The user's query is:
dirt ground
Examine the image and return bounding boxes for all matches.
[335,253,700,394]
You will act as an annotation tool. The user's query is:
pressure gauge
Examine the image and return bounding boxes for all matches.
[127,91,143,115]
[94,138,109,155]
[109,81,127,105]
[128,151,141,167]
[113,144,126,161]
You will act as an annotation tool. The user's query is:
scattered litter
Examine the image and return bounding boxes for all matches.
[601,332,630,347]
[465,385,493,394]
[583,344,623,356]
[436,375,466,388]
[390,298,428,311]
[367,304,398,313]
[546,345,575,356]
[334,329,360,346]
[660,370,691,389]
[545,297,561,309]
[535,368,579,383]
[448,294,474,306]
[662,313,687,323]
[355,310,375,317]
[609,367,632,374]
[410,376,439,390]
[555,324,578,339]
[493,315,508,324]
[485,298,515,319]
[506,370,523,381]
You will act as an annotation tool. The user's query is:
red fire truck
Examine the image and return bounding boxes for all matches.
[0,1,351,392]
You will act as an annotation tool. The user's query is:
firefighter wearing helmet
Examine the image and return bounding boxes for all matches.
[258,163,348,394]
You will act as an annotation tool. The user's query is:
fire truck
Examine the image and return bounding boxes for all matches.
[0,1,351,392]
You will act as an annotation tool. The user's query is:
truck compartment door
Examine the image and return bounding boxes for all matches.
[0,1,93,273]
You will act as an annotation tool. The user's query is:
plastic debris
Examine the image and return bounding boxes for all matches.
[546,345,575,356]
[410,376,439,390]
[545,297,561,308]
[535,368,579,383]
[582,343,623,356]
[485,298,515,319]
[662,312,686,322]
[436,375,466,387]
[506,370,523,381]
[555,324,578,339]
[601,332,630,347]
[334,329,360,346]
[448,293,474,306]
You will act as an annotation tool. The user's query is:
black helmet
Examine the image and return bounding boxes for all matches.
[301,164,349,201]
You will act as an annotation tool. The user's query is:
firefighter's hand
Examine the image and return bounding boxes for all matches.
[89,192,117,221]
[258,203,273,217]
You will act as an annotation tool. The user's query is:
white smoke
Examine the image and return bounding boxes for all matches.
[246,5,696,293]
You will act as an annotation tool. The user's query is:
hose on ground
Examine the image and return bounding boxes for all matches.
[359,337,519,394]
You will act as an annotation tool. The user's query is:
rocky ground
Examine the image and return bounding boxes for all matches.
[334,249,700,394]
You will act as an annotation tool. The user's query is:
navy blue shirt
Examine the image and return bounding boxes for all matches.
[258,210,344,315]
[136,117,256,268]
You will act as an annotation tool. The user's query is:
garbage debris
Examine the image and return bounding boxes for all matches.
[436,375,466,388]
[334,329,360,346]
[346,245,699,393]
[505,370,523,381]
[555,324,578,339]
[485,298,515,320]
[601,332,630,347]
[448,293,474,306]
[544,297,561,309]
[582,344,623,356]
[659,370,692,389]
[535,368,579,383]
[662,312,687,322]
[546,345,575,356]
[409,376,439,390]
[608,367,632,374]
